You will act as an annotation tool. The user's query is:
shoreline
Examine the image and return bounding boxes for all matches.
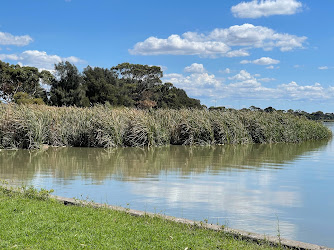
[53,194,332,250]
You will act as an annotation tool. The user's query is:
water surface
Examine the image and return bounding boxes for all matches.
[1,123,333,247]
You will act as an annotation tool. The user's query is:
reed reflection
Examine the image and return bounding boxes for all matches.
[0,138,329,182]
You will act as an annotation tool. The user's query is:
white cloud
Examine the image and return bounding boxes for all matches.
[220,68,231,74]
[0,31,33,46]
[130,24,306,57]
[0,50,84,70]
[129,35,231,57]
[164,72,221,97]
[165,72,221,88]
[207,24,306,52]
[241,57,280,65]
[318,66,331,70]
[278,82,328,100]
[228,70,253,81]
[231,0,303,18]
[226,49,250,57]
[266,65,280,69]
[0,53,20,61]
[184,63,206,73]
[165,68,334,102]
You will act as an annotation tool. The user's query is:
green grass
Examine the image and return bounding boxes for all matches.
[0,104,331,149]
[0,186,280,249]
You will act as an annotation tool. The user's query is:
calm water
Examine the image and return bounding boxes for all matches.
[1,123,334,247]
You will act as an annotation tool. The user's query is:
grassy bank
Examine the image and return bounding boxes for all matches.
[0,104,331,149]
[0,186,279,249]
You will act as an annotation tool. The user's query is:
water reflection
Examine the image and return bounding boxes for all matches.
[0,130,333,247]
[0,139,329,182]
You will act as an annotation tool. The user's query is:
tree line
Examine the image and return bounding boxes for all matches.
[0,60,202,109]
[1,59,333,119]
[209,105,334,121]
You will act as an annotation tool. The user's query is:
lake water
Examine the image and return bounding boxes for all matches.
[1,123,334,247]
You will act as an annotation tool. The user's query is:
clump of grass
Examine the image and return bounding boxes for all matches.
[170,109,214,145]
[0,104,331,149]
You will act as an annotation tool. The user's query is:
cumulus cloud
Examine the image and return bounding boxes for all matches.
[164,68,334,102]
[130,24,306,57]
[278,82,329,100]
[0,50,84,70]
[228,70,253,81]
[0,31,33,46]
[184,63,206,73]
[241,57,280,65]
[231,0,303,18]
[129,35,231,57]
[207,24,306,52]
[165,72,221,88]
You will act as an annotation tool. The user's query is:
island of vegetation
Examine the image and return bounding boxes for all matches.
[0,60,332,149]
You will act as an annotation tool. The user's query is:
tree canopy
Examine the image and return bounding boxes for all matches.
[0,60,202,109]
[0,60,53,102]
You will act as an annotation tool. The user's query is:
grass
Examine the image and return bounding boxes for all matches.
[0,185,281,249]
[0,104,332,149]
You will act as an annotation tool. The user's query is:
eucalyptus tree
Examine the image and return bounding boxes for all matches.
[0,60,52,102]
[50,61,87,106]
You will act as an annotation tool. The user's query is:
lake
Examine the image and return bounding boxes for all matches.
[1,123,333,247]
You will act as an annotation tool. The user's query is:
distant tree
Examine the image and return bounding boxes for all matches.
[0,60,52,102]
[50,61,87,106]
[264,106,276,113]
[249,106,263,112]
[209,106,226,111]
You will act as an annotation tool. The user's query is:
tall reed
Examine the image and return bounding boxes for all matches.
[0,104,331,149]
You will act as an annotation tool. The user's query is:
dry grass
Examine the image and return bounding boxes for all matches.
[0,104,331,149]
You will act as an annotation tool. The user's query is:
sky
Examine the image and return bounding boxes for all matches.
[1,0,334,112]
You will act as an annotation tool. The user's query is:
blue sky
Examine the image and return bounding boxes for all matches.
[1,0,334,112]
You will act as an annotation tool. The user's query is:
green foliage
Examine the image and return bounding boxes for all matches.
[0,60,51,102]
[50,61,86,106]
[1,60,201,109]
[13,92,45,105]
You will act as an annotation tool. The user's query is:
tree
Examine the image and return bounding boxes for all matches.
[264,106,276,113]
[50,61,87,106]
[155,83,201,109]
[13,92,45,105]
[83,66,135,106]
[249,106,263,112]
[0,60,52,102]
[112,63,163,87]
[112,63,163,104]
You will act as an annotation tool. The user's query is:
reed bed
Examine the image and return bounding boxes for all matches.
[0,104,331,149]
